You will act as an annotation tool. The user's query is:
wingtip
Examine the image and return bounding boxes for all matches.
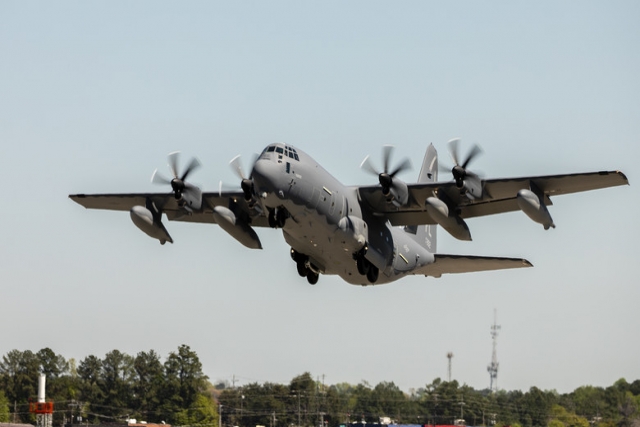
[616,170,629,185]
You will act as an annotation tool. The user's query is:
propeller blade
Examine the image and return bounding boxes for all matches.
[360,155,380,176]
[461,144,482,169]
[382,145,394,173]
[389,157,412,177]
[151,169,172,185]
[181,157,201,181]
[168,151,180,178]
[229,155,246,180]
[447,138,461,166]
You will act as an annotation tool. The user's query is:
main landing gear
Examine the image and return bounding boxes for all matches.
[290,248,319,285]
[268,207,288,228]
[354,249,378,284]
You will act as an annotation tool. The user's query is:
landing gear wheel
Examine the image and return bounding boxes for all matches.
[297,262,308,277]
[268,209,277,228]
[307,271,319,285]
[356,256,370,276]
[276,208,287,228]
[366,265,379,283]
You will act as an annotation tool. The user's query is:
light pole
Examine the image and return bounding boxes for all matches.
[298,392,301,427]
[290,391,301,427]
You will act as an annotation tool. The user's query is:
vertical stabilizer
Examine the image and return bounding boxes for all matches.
[406,143,438,253]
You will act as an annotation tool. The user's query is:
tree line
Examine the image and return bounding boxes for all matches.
[216,374,640,427]
[0,346,216,427]
[1,347,639,427]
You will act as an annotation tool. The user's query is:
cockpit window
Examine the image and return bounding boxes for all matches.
[263,144,300,162]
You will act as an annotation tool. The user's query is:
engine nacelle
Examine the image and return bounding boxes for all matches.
[425,197,472,241]
[179,183,202,211]
[212,206,262,249]
[516,189,555,230]
[130,206,173,244]
[387,179,409,207]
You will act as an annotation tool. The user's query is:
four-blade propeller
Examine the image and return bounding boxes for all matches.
[360,145,412,196]
[446,138,482,187]
[444,138,484,198]
[151,151,201,200]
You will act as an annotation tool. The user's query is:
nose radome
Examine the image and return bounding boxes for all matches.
[251,158,277,192]
[251,158,269,180]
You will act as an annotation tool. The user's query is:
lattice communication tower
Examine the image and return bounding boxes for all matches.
[487,309,501,393]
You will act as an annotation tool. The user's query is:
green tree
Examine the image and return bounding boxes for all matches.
[0,349,40,422]
[0,390,10,422]
[370,381,405,421]
[521,387,557,427]
[173,393,218,427]
[288,373,317,427]
[548,404,590,427]
[133,350,164,421]
[161,345,209,425]
[100,350,135,419]
[78,354,105,419]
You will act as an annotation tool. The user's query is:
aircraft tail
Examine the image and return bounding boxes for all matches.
[405,143,438,253]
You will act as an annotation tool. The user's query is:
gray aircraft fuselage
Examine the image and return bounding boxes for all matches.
[251,143,434,285]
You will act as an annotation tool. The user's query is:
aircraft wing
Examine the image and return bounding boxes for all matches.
[69,192,270,227]
[358,170,629,225]
[416,254,533,278]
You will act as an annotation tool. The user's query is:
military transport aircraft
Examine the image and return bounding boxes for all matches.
[69,140,628,286]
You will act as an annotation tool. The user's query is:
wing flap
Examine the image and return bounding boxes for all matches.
[416,254,533,278]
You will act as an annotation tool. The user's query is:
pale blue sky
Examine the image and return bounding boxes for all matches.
[1,1,638,394]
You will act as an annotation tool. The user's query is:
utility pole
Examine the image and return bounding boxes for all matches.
[219,404,223,427]
[458,396,465,419]
[240,395,244,427]
[487,309,501,393]
[432,393,439,426]
[447,352,454,382]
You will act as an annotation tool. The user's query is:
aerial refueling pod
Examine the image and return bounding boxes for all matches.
[212,206,262,249]
[130,205,173,245]
[425,197,472,241]
[516,189,555,230]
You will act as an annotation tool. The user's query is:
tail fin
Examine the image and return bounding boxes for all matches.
[405,143,438,253]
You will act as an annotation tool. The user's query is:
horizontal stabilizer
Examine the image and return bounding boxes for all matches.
[417,254,532,278]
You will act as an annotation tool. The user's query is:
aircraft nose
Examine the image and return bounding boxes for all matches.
[251,158,277,192]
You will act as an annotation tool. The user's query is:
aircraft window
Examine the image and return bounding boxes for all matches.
[267,146,276,152]
[294,153,299,161]
[288,151,294,159]
[276,147,283,154]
